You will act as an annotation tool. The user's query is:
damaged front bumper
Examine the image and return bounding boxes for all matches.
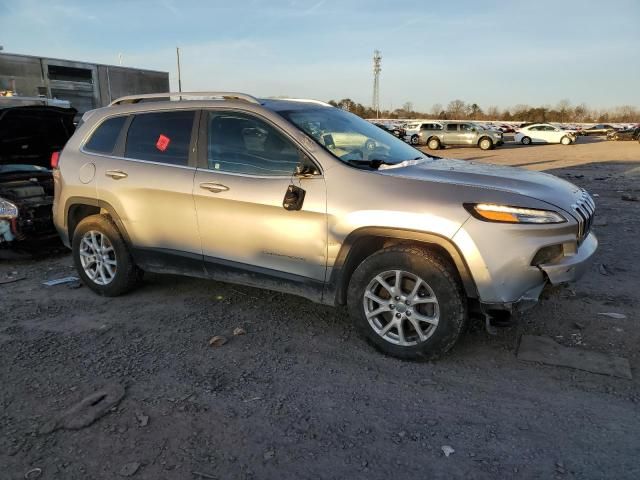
[539,232,598,284]
[0,178,57,245]
[481,232,598,314]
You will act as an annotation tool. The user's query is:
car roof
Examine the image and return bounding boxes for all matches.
[81,94,334,125]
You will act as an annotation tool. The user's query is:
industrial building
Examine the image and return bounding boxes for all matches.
[0,52,169,114]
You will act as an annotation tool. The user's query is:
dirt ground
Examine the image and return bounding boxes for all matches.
[1,137,639,479]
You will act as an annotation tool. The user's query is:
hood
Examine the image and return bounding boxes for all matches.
[379,157,583,212]
[0,105,77,170]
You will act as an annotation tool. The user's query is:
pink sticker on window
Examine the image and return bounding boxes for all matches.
[156,134,170,151]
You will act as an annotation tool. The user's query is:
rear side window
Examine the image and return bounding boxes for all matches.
[84,116,127,154]
[124,111,195,166]
[446,124,457,131]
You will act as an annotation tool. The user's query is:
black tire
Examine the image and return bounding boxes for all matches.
[427,137,441,150]
[410,135,420,145]
[521,136,532,145]
[72,214,143,296]
[560,136,572,145]
[478,137,493,150]
[347,246,467,360]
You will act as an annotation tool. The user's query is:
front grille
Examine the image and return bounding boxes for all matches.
[572,190,595,242]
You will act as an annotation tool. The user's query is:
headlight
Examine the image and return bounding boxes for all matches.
[465,203,566,224]
[0,198,19,219]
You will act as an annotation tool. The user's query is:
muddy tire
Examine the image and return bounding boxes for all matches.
[347,246,467,360]
[72,214,142,296]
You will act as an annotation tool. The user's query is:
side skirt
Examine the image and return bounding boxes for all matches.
[131,247,325,303]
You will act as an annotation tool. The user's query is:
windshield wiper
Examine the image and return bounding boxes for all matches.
[345,159,395,169]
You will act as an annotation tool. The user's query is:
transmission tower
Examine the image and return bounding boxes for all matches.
[372,50,382,118]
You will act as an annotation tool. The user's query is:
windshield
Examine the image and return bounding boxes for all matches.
[277,107,426,167]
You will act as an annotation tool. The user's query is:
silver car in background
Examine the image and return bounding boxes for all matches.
[419,121,503,151]
[52,92,597,360]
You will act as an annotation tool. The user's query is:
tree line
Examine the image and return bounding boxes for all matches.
[327,98,640,124]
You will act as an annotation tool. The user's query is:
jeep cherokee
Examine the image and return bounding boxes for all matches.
[52,92,597,360]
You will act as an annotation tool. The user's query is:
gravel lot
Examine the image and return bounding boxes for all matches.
[1,137,639,480]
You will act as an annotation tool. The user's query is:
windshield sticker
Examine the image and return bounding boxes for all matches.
[156,134,170,152]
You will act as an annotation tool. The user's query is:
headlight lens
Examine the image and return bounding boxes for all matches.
[466,203,566,224]
[0,198,19,219]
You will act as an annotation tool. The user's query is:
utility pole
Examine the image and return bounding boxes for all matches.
[176,47,182,93]
[372,50,382,119]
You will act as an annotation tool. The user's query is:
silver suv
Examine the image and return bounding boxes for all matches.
[52,92,597,360]
[419,121,503,151]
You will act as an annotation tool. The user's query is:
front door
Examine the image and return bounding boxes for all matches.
[457,123,478,145]
[192,109,328,290]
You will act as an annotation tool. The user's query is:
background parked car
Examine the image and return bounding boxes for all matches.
[515,123,577,145]
[373,122,406,139]
[403,121,443,145]
[0,105,76,246]
[580,124,618,136]
[607,127,640,141]
[419,121,502,150]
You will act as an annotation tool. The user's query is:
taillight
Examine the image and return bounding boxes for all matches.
[51,151,60,169]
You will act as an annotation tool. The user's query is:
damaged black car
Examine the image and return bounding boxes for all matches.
[0,105,76,246]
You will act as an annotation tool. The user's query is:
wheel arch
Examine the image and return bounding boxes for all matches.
[325,227,478,306]
[64,196,132,248]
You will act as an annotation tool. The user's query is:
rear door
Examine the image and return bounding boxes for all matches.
[193,109,328,286]
[92,109,203,270]
[528,126,545,143]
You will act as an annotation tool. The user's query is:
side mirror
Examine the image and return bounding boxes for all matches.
[295,154,320,177]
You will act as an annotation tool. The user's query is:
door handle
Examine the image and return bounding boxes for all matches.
[200,182,229,193]
[105,170,128,180]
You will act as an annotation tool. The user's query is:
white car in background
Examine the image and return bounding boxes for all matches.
[515,123,577,145]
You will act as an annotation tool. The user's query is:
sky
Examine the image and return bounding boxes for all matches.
[1,0,638,112]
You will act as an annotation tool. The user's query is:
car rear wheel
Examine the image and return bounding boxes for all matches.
[479,137,493,150]
[560,136,572,145]
[521,136,532,145]
[347,246,466,360]
[427,138,441,150]
[72,214,143,296]
[410,135,420,145]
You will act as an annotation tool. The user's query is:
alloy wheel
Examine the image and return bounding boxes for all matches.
[363,270,439,346]
[79,230,117,285]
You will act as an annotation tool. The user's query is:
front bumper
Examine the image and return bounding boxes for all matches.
[539,232,598,284]
[453,207,599,307]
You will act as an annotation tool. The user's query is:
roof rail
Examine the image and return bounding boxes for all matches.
[279,98,333,107]
[109,92,260,106]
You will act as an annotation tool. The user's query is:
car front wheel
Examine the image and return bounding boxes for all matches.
[427,138,441,150]
[560,136,572,145]
[410,135,420,145]
[72,214,143,296]
[521,136,532,145]
[347,246,466,360]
